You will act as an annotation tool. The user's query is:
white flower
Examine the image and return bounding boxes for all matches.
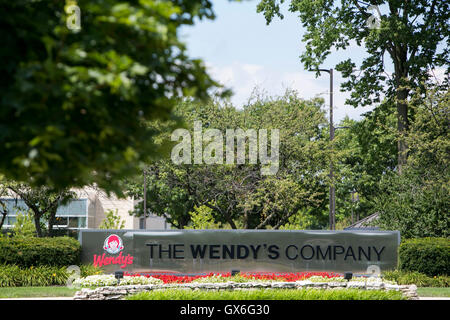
[73,275,163,287]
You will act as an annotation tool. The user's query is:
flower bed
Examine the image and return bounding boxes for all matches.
[122,271,344,284]
[73,275,163,288]
[74,271,401,289]
[73,271,422,301]
[73,278,418,300]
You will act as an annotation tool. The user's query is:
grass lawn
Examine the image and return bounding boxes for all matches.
[0,286,78,298]
[416,287,450,298]
[3,286,447,299]
[126,288,405,300]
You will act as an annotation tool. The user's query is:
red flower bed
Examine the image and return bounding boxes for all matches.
[242,272,341,282]
[123,271,342,284]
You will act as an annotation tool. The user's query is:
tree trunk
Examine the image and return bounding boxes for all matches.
[0,201,7,230]
[0,212,6,230]
[243,208,249,229]
[47,208,57,237]
[390,40,410,174]
[34,214,43,237]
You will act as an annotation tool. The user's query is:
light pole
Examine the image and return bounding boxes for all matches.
[143,167,147,229]
[309,68,335,230]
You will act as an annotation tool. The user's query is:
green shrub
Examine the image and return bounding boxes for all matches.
[0,264,103,287]
[399,237,449,276]
[383,270,450,287]
[0,236,81,267]
[11,211,36,238]
[80,264,104,278]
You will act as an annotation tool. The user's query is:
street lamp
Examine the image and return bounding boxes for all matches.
[143,167,148,229]
[309,68,335,230]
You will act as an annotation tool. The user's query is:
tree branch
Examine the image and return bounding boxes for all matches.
[408,0,438,62]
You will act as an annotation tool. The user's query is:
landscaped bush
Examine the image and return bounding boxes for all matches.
[0,264,103,287]
[0,236,81,267]
[398,237,449,276]
[126,288,406,300]
[383,270,450,287]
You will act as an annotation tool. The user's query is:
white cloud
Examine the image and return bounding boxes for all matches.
[429,67,448,84]
[207,62,373,122]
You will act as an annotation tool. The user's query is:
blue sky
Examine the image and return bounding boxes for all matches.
[180,0,372,122]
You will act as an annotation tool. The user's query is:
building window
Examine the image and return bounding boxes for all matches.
[139,217,145,230]
[1,198,88,230]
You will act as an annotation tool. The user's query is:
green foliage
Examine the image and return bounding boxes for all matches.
[383,270,450,287]
[0,236,81,267]
[0,0,223,194]
[374,170,449,238]
[11,211,36,238]
[127,288,405,300]
[257,0,449,169]
[257,0,449,108]
[127,91,329,229]
[79,264,104,278]
[0,265,68,287]
[332,104,397,226]
[373,89,449,238]
[5,181,76,237]
[278,209,318,230]
[0,264,103,287]
[99,209,125,230]
[398,238,450,276]
[184,204,231,229]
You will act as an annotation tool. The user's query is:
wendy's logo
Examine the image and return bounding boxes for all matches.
[103,234,124,255]
[93,234,133,269]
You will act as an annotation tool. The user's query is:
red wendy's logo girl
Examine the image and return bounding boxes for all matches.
[103,234,124,254]
[93,234,133,269]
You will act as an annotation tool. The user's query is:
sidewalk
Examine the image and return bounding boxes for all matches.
[1,296,449,300]
[0,297,73,300]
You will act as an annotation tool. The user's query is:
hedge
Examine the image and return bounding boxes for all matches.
[399,237,449,276]
[0,236,81,267]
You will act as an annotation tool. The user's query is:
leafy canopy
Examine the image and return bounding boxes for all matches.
[0,0,222,194]
[257,0,449,169]
[257,0,449,106]
[126,91,330,229]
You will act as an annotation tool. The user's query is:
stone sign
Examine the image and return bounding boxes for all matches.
[79,229,400,274]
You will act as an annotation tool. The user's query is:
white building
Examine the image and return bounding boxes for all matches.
[1,186,170,233]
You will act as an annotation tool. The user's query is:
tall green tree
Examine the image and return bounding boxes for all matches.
[0,0,223,194]
[257,0,449,172]
[373,86,449,238]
